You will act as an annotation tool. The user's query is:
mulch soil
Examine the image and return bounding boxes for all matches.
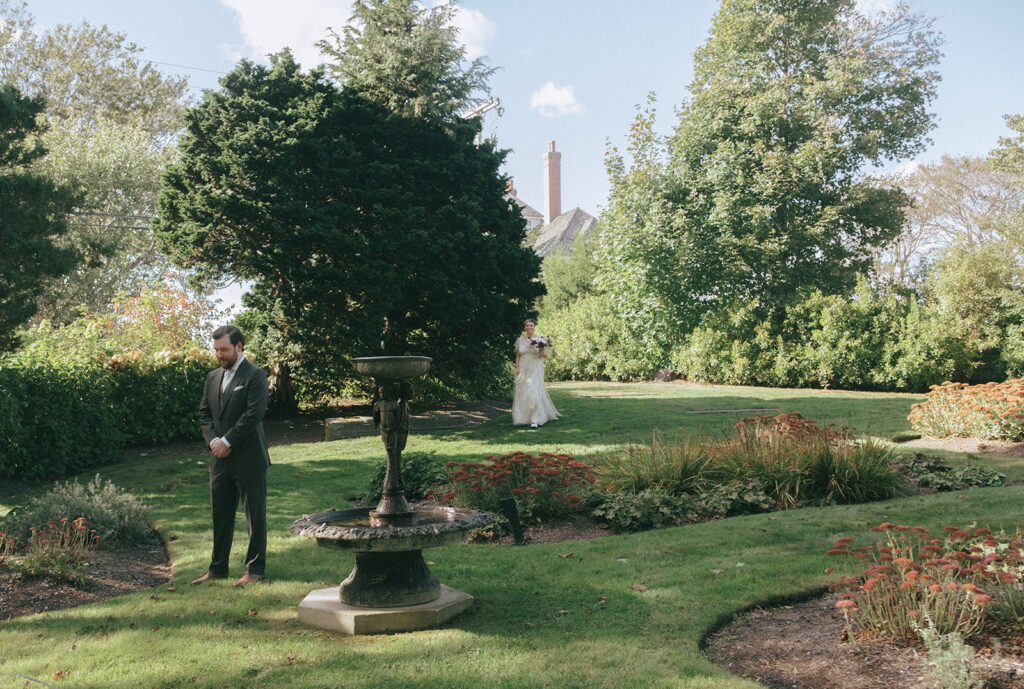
[0,541,170,621]
[704,591,1024,689]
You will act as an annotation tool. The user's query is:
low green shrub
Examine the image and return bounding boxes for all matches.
[586,481,775,533]
[586,489,698,532]
[695,480,773,519]
[4,475,155,545]
[891,453,1008,491]
[915,615,986,689]
[364,451,450,504]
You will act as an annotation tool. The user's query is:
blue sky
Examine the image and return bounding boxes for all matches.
[30,0,1024,220]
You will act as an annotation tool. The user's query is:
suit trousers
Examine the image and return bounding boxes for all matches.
[208,466,267,576]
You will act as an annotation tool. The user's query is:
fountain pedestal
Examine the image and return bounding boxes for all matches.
[290,356,492,634]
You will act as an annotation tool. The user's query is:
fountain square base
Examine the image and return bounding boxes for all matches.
[297,584,473,635]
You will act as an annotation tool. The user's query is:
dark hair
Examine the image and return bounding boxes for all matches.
[212,324,245,347]
[524,319,536,328]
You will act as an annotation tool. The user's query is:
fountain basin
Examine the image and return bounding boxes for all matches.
[351,355,432,380]
[290,505,491,552]
[291,505,491,608]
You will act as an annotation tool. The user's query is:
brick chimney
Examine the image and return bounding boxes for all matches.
[505,178,517,198]
[543,140,561,223]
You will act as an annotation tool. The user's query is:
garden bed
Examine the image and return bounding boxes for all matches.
[705,592,1024,689]
[0,540,170,621]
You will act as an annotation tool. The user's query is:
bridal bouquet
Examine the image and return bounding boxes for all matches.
[530,336,552,350]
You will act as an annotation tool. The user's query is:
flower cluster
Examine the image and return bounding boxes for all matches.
[530,336,552,351]
[8,517,99,585]
[0,529,16,560]
[827,523,1010,640]
[734,412,852,444]
[434,452,595,521]
[908,379,1024,441]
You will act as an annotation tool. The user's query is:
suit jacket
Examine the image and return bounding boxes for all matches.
[199,357,271,474]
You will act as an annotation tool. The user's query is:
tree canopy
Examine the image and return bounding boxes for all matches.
[0,1,190,322]
[155,52,540,398]
[317,0,493,122]
[595,0,943,337]
[0,85,79,352]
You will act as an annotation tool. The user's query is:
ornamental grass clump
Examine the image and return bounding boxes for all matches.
[436,452,595,521]
[909,379,1024,441]
[828,524,997,640]
[717,413,902,508]
[592,431,712,494]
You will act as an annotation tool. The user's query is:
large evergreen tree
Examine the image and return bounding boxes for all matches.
[317,0,493,122]
[0,85,79,352]
[596,0,943,335]
[155,52,540,398]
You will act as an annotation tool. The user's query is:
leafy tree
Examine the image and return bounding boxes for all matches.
[317,0,493,122]
[0,1,190,321]
[0,85,79,352]
[597,0,942,338]
[872,156,1024,290]
[991,114,1024,177]
[538,230,599,315]
[155,52,540,399]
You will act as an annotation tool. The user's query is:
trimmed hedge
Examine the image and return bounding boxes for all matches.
[0,349,216,482]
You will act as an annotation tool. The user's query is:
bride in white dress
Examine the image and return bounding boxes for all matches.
[512,320,560,428]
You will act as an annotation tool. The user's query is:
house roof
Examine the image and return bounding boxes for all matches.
[532,207,597,257]
[507,195,544,223]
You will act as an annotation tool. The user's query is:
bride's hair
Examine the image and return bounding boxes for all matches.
[523,319,536,330]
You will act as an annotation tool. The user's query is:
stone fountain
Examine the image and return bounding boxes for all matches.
[290,356,492,634]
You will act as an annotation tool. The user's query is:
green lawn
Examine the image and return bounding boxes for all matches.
[1,381,1020,689]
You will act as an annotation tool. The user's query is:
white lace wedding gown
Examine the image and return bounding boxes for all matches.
[512,336,560,427]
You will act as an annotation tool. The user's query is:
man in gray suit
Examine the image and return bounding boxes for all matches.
[191,325,270,587]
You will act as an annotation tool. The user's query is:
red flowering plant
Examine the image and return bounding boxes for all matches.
[8,517,100,585]
[908,379,1024,441]
[827,523,1003,640]
[433,452,595,522]
[0,529,16,560]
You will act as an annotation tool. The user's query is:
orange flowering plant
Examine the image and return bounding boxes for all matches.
[8,517,99,585]
[434,452,595,522]
[827,523,1022,641]
[908,379,1024,441]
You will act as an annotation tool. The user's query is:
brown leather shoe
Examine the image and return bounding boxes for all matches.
[233,573,264,587]
[190,571,226,586]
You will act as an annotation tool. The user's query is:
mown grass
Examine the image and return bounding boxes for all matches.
[1,381,1021,689]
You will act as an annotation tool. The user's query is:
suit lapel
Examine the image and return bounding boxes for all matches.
[220,359,248,411]
[211,368,225,415]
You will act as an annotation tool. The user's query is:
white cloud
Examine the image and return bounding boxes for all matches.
[530,82,583,118]
[220,1,495,69]
[219,0,355,69]
[451,7,496,61]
